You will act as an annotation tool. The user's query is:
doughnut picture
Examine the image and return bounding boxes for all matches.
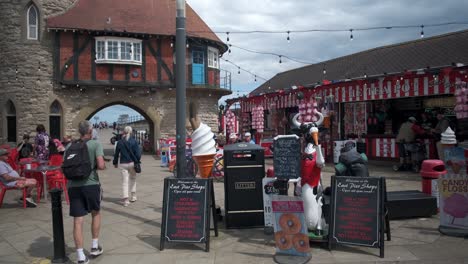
[274,231,293,250]
[279,213,302,234]
[292,233,310,253]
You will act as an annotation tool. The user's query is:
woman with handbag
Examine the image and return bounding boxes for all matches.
[113,126,141,207]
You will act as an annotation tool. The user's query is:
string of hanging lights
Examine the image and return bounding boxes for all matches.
[188,21,468,39]
[220,58,267,83]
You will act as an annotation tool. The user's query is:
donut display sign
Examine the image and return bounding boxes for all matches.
[271,195,311,258]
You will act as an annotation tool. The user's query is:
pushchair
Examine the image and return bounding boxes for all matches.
[393,140,426,173]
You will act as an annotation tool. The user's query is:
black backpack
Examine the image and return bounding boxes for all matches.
[62,140,92,181]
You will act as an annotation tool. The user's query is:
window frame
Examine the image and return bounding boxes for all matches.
[27,5,38,40]
[95,37,142,65]
[208,47,219,69]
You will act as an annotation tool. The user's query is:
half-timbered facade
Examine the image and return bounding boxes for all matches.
[0,0,231,150]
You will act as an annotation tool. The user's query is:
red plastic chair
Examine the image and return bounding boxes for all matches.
[46,170,69,204]
[48,154,63,167]
[20,159,43,203]
[0,181,27,208]
[6,148,19,171]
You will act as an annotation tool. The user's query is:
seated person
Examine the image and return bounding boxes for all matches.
[335,142,369,177]
[17,134,33,160]
[0,149,37,207]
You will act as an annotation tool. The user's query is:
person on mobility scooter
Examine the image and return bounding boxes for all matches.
[394,116,427,172]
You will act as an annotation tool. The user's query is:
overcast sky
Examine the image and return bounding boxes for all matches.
[96,0,468,122]
[187,0,468,102]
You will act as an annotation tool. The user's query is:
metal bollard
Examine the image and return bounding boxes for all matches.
[50,188,68,263]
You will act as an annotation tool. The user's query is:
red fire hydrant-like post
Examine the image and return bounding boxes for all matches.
[420,159,447,207]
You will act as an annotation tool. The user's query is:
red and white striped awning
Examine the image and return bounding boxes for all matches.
[239,70,467,112]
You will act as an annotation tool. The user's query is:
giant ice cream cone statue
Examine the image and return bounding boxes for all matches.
[190,103,216,178]
[441,127,457,148]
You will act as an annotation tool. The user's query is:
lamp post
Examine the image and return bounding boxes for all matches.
[175,0,187,177]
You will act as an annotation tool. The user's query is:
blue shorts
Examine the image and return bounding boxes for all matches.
[68,185,102,217]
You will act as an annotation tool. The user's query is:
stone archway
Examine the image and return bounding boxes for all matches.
[72,100,160,153]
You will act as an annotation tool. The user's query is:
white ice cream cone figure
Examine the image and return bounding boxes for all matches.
[441,127,457,148]
[189,103,216,178]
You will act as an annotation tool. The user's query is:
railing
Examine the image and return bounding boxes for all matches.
[118,115,145,126]
[133,130,148,146]
[220,69,231,90]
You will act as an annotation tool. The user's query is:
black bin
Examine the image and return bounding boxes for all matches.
[224,143,265,228]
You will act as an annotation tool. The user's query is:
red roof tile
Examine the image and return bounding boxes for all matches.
[47,0,223,46]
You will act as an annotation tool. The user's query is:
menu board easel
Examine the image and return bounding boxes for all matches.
[328,176,390,258]
[273,135,301,180]
[160,177,218,252]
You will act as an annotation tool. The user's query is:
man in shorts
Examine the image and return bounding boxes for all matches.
[0,148,37,207]
[67,121,106,264]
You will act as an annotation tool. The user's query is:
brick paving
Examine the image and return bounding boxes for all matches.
[0,129,467,263]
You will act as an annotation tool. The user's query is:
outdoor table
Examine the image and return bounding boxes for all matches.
[24,165,61,201]
[18,159,48,165]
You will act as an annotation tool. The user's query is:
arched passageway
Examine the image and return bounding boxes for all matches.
[83,102,157,155]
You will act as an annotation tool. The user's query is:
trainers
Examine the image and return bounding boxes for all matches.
[130,194,137,202]
[77,257,89,264]
[90,245,103,257]
[25,197,37,208]
[123,199,130,207]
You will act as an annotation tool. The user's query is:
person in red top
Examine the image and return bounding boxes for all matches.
[396,117,426,170]
[411,119,426,136]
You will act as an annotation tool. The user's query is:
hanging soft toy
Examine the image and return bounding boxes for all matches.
[291,109,325,232]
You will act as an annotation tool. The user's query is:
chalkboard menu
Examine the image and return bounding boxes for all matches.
[273,135,301,179]
[328,176,387,258]
[160,177,216,252]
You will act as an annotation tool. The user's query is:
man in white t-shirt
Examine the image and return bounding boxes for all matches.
[0,149,37,207]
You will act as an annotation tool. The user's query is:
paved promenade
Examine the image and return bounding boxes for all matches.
[0,128,467,263]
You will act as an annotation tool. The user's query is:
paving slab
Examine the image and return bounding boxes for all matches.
[1,129,468,263]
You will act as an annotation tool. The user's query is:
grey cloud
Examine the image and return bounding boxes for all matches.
[187,0,468,103]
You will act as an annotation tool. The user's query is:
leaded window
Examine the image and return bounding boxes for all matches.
[95,37,142,65]
[27,5,38,40]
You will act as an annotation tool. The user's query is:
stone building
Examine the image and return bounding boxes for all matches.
[0,0,230,151]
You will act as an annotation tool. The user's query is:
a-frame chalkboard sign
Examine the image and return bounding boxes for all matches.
[328,176,390,258]
[273,135,301,180]
[160,177,218,252]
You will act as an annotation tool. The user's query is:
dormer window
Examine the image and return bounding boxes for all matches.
[95,37,142,65]
[27,5,38,40]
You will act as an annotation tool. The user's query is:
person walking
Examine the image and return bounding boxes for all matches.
[113,126,141,207]
[67,121,106,264]
[34,124,50,161]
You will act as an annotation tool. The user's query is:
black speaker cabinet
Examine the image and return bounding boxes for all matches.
[224,143,265,228]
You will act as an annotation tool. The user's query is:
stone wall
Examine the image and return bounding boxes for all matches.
[0,0,229,148]
[0,0,77,141]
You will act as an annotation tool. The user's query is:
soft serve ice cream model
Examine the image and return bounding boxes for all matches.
[441,127,457,146]
[189,104,217,178]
